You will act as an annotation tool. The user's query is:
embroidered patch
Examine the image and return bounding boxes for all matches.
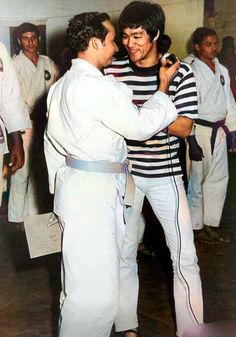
[44,70,51,81]
[0,57,3,72]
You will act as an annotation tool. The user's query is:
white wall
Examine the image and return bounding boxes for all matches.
[0,0,204,59]
[206,0,236,50]
[0,0,131,54]
[159,0,204,57]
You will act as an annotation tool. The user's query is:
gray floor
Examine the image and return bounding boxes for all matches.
[0,153,236,337]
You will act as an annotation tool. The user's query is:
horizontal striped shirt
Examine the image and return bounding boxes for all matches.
[105,56,198,178]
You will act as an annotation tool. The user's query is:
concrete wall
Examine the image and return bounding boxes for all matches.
[0,0,204,59]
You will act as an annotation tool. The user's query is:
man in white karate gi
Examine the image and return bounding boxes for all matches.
[0,41,31,205]
[187,27,236,244]
[44,11,179,337]
[8,22,58,224]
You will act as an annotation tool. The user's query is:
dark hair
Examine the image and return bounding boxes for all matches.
[67,12,110,52]
[16,22,40,38]
[222,36,234,48]
[192,27,217,45]
[118,1,165,41]
[158,34,171,54]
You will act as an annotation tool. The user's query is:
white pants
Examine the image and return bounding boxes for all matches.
[8,129,39,222]
[188,125,229,229]
[57,171,126,337]
[137,212,146,243]
[115,175,203,337]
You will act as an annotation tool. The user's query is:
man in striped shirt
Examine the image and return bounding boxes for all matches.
[105,2,203,337]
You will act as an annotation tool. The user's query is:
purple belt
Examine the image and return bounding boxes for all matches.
[195,118,229,154]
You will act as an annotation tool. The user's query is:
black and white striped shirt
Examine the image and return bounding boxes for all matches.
[105,56,198,178]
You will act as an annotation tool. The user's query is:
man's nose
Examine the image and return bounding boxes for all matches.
[127,38,135,47]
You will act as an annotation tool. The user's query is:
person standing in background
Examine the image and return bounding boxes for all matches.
[218,36,236,101]
[0,41,31,205]
[187,27,236,244]
[8,22,58,225]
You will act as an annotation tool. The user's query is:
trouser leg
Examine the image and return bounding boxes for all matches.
[187,162,204,230]
[59,187,122,337]
[203,131,228,227]
[8,129,36,222]
[115,182,145,332]
[138,212,146,244]
[187,127,211,230]
[147,176,203,337]
[188,127,229,229]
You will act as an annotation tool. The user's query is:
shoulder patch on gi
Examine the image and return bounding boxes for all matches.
[44,69,51,81]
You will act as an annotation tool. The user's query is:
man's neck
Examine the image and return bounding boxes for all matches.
[134,55,160,68]
[198,55,216,73]
[23,50,38,66]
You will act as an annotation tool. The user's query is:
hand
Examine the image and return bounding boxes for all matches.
[158,57,181,94]
[8,131,25,174]
[188,135,204,161]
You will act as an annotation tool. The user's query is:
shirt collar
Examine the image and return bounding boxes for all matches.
[71,58,103,77]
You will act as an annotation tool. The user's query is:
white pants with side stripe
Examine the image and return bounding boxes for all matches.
[115,175,203,337]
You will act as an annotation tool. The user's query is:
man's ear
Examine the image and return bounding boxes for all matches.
[195,44,200,53]
[91,37,103,50]
[17,38,21,46]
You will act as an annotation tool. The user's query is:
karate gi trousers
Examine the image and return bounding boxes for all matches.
[188,124,229,229]
[8,128,38,222]
[56,169,126,337]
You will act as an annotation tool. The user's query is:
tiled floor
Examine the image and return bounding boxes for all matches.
[0,153,236,337]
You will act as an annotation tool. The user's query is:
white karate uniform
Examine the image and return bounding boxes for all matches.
[0,42,31,205]
[44,58,177,337]
[8,50,58,222]
[188,57,236,229]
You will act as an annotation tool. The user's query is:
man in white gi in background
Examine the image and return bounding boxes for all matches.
[187,27,236,244]
[8,22,58,224]
[0,41,31,205]
[44,11,179,337]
